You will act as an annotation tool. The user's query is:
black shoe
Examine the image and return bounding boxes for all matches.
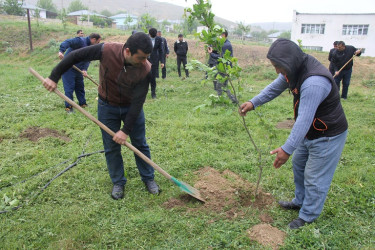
[65,106,73,114]
[111,184,124,200]
[144,180,160,194]
[288,217,310,229]
[278,200,301,210]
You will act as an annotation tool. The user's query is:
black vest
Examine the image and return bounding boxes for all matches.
[291,55,348,140]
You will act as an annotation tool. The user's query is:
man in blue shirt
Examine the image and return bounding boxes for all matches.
[240,39,348,229]
[58,33,101,113]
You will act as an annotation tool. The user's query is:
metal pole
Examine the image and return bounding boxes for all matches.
[27,9,33,51]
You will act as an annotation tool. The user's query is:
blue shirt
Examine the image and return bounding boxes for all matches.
[250,74,332,155]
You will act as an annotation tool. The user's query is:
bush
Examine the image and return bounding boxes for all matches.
[6,47,13,54]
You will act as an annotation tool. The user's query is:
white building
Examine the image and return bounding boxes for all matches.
[291,11,375,57]
[21,3,46,19]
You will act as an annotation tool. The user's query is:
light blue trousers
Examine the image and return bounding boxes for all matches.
[292,130,348,222]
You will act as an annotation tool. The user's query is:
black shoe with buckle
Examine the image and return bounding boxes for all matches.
[278,200,301,210]
[288,217,310,229]
[144,180,160,194]
[111,184,125,200]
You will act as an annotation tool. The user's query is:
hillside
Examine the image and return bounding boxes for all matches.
[25,0,236,27]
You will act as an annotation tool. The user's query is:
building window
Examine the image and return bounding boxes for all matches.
[301,24,325,34]
[342,25,369,35]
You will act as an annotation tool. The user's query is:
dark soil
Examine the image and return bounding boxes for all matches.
[163,167,275,217]
[19,126,70,142]
[276,118,295,129]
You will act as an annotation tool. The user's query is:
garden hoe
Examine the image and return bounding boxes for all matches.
[29,68,205,203]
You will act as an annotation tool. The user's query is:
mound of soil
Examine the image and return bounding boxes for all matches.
[163,167,274,218]
[248,223,286,249]
[19,127,70,142]
[276,119,295,129]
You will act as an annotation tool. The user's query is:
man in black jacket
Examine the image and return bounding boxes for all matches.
[207,30,237,103]
[331,41,361,99]
[148,28,165,99]
[328,41,338,75]
[174,34,189,78]
[157,30,169,79]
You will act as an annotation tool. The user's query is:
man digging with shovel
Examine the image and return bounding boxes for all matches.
[240,39,348,229]
[43,32,160,199]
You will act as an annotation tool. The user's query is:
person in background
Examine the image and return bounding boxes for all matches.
[157,30,169,79]
[58,33,101,113]
[43,32,161,200]
[331,41,361,99]
[76,30,84,37]
[239,38,348,229]
[328,41,338,75]
[148,28,165,99]
[173,34,189,78]
[207,30,237,103]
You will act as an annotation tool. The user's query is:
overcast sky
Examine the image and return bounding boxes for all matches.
[155,0,375,23]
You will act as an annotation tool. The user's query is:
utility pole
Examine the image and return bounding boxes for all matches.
[27,9,33,52]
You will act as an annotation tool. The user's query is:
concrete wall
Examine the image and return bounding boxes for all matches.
[291,11,375,57]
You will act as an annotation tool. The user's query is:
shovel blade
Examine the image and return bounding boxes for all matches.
[171,177,205,203]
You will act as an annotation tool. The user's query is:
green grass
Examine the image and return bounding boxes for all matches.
[1,19,375,249]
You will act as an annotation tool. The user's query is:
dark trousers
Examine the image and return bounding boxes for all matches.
[150,65,159,96]
[61,68,86,108]
[98,99,154,186]
[161,56,167,79]
[177,55,189,77]
[334,68,352,99]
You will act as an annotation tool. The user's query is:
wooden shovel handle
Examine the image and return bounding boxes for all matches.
[29,67,172,180]
[72,65,99,86]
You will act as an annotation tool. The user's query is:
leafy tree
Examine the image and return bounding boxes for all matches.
[81,15,112,27]
[123,14,133,30]
[251,30,268,42]
[3,0,25,16]
[279,31,291,39]
[237,21,251,41]
[58,8,67,30]
[37,0,56,13]
[137,13,157,33]
[34,8,40,26]
[186,0,270,196]
[67,0,88,13]
[100,9,112,17]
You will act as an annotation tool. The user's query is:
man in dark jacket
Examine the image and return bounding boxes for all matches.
[328,41,338,75]
[331,41,361,99]
[240,38,348,229]
[58,33,101,113]
[43,32,160,200]
[148,28,165,99]
[157,30,169,79]
[207,30,236,103]
[174,34,189,78]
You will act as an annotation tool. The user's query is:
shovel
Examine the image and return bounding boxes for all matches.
[72,65,99,87]
[29,68,205,203]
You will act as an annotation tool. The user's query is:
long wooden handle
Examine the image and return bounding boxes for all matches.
[29,67,172,180]
[72,65,99,86]
[334,55,355,78]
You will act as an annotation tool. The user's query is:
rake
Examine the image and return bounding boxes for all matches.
[29,67,205,203]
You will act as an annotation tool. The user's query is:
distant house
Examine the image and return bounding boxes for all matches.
[67,10,109,27]
[267,31,283,43]
[291,10,375,56]
[110,13,138,30]
[21,3,46,18]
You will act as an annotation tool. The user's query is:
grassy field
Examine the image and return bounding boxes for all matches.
[1,17,374,249]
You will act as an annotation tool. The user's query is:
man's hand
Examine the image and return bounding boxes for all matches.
[43,78,57,92]
[207,47,213,53]
[166,54,169,58]
[333,71,339,78]
[113,130,128,145]
[238,101,254,116]
[270,147,290,168]
[58,52,64,60]
[355,49,361,55]
[81,70,88,77]
[160,63,165,68]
